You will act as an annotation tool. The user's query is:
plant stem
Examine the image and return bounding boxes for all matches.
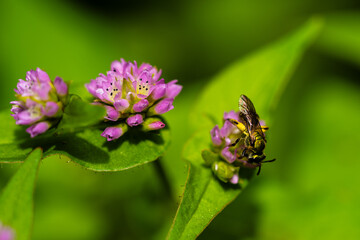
[153,158,173,200]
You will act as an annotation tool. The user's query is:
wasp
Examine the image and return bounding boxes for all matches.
[228,94,275,175]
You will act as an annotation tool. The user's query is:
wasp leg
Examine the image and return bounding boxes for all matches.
[261,125,269,132]
[257,165,262,175]
[227,119,247,132]
[263,159,276,163]
[241,149,247,158]
[229,138,240,147]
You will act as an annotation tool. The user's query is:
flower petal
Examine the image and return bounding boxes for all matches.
[0,224,15,240]
[221,146,237,164]
[220,120,237,139]
[54,77,68,96]
[114,99,130,112]
[101,126,124,141]
[223,110,240,122]
[143,118,166,131]
[42,101,59,117]
[150,83,166,100]
[229,173,239,184]
[152,98,174,115]
[165,80,182,98]
[104,105,120,121]
[26,121,50,138]
[35,68,51,83]
[133,99,149,112]
[126,114,143,127]
[210,125,222,146]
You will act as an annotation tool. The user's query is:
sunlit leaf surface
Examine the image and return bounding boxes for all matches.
[167,18,322,240]
[190,18,323,129]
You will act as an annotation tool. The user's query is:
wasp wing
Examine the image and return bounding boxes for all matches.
[238,94,265,139]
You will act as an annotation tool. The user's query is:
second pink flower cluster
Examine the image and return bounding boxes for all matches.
[86,59,182,141]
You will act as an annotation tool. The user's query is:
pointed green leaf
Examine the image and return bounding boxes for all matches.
[0,148,42,240]
[168,18,323,240]
[167,130,252,240]
[190,18,323,129]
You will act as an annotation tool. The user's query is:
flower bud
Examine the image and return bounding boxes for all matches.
[126,114,143,127]
[133,99,149,112]
[148,98,174,115]
[210,125,222,146]
[54,77,68,97]
[26,121,50,138]
[211,160,239,183]
[104,105,120,121]
[142,117,165,131]
[101,123,128,141]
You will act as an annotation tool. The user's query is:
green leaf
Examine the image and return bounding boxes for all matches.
[1,93,169,170]
[0,148,42,240]
[0,118,170,171]
[167,18,323,240]
[0,111,33,163]
[0,94,106,163]
[190,17,323,129]
[316,12,360,67]
[42,126,171,172]
[57,94,106,132]
[167,130,253,240]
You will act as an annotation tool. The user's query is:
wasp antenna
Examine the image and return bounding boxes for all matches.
[257,165,262,175]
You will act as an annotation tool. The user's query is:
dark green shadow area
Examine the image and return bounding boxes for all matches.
[0,122,170,172]
[102,124,166,152]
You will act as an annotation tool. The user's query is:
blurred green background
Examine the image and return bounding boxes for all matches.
[1,0,360,239]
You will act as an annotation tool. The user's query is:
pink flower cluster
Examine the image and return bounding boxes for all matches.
[210,111,243,164]
[208,110,268,184]
[0,222,14,240]
[209,110,243,184]
[10,68,68,137]
[86,59,182,141]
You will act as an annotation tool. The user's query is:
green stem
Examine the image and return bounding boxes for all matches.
[153,158,173,200]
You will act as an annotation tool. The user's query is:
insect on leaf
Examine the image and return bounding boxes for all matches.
[168,18,323,240]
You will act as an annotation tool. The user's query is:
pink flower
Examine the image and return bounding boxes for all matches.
[86,59,182,141]
[10,68,69,138]
[143,118,166,131]
[206,111,246,184]
[209,110,244,163]
[101,124,127,141]
[206,108,271,183]
[0,222,15,240]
